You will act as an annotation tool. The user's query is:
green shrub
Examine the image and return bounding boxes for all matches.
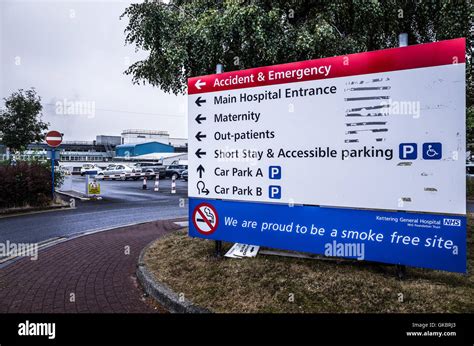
[467,177,474,200]
[0,161,63,209]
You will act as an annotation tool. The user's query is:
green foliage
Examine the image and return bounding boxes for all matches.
[467,177,474,199]
[468,106,474,145]
[0,88,49,153]
[0,161,60,209]
[122,0,472,95]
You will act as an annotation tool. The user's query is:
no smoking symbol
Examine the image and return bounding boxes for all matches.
[192,203,218,235]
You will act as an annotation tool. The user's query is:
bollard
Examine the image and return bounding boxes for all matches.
[142,177,147,190]
[171,176,176,194]
[154,176,160,192]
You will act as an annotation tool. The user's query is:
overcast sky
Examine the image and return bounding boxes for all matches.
[0,0,187,141]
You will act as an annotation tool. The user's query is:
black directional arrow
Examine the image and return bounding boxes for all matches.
[195,148,206,159]
[195,114,206,124]
[195,131,206,141]
[195,97,206,107]
[197,164,205,179]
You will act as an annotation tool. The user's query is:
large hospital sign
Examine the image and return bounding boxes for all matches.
[188,38,467,273]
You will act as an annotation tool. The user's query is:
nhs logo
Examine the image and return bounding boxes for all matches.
[443,218,461,227]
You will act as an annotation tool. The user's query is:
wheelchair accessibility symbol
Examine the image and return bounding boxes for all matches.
[422,142,442,160]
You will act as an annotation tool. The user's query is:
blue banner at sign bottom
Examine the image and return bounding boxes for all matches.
[189,198,466,273]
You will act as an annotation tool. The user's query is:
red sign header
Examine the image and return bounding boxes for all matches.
[188,38,465,95]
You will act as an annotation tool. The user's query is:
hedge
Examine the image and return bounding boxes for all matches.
[0,161,61,209]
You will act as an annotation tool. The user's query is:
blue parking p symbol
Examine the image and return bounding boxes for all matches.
[269,185,281,199]
[269,166,281,179]
[399,143,417,160]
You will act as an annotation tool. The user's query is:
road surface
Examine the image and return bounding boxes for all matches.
[0,176,188,245]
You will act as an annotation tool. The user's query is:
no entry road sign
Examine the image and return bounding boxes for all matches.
[45,130,63,148]
[187,38,466,273]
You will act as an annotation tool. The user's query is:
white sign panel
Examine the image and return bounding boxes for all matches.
[188,39,466,215]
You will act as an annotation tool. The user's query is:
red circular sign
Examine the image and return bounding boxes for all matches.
[192,202,219,236]
[45,130,63,147]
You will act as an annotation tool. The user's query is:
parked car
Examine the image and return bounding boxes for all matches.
[130,163,143,173]
[105,164,117,170]
[132,162,166,179]
[97,164,134,179]
[165,164,188,180]
[57,165,71,175]
[80,164,102,176]
[181,170,188,181]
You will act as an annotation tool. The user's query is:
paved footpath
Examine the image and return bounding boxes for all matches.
[0,219,184,313]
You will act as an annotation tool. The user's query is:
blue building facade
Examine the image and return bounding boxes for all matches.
[115,142,174,157]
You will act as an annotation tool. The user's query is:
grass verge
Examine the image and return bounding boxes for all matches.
[144,226,473,313]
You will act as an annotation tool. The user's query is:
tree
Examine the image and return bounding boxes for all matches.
[0,88,49,154]
[121,0,472,95]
